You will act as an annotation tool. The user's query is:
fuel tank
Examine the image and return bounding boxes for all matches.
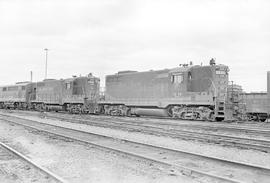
[131,108,169,117]
[46,105,63,111]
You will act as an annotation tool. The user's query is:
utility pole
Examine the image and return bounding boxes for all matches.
[30,71,33,82]
[44,48,49,79]
[231,80,234,102]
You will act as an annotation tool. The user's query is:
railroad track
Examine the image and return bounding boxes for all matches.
[15,111,270,153]
[26,110,270,135]
[5,109,270,135]
[0,140,66,183]
[4,110,270,152]
[99,115,270,136]
[0,113,270,183]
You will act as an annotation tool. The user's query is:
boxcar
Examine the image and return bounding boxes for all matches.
[241,92,268,121]
[100,59,229,121]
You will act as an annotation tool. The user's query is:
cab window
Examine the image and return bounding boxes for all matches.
[65,83,71,89]
[216,70,226,75]
[72,81,83,95]
[172,74,183,83]
[188,72,192,80]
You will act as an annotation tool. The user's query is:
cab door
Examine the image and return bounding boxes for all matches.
[170,72,185,97]
[26,83,36,102]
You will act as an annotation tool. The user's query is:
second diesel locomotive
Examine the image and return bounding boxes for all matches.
[0,74,100,113]
[99,59,230,121]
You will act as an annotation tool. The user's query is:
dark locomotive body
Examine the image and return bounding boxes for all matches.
[0,64,268,122]
[100,61,229,121]
[0,82,31,109]
[0,74,100,113]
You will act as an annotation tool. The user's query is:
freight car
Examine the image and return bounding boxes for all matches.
[99,59,230,121]
[0,74,100,113]
[236,72,270,122]
[241,92,269,122]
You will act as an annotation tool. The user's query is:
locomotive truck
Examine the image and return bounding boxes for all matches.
[99,59,230,121]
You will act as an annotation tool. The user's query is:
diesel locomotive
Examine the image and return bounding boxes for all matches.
[2,59,265,122]
[0,74,100,113]
[99,59,230,121]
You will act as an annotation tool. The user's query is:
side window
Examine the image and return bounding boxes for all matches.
[216,70,226,75]
[188,72,192,80]
[72,81,83,95]
[2,87,7,91]
[21,86,26,90]
[65,83,71,90]
[172,74,183,84]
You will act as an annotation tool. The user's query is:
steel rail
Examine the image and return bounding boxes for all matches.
[1,114,270,183]
[98,113,270,131]
[0,141,67,183]
[4,110,270,133]
[34,110,270,135]
[36,113,270,152]
[2,110,270,152]
[102,115,270,133]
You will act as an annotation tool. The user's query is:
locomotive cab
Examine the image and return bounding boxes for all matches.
[63,75,100,113]
[168,63,228,121]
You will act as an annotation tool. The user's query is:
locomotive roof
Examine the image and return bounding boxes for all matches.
[63,75,99,82]
[0,74,100,88]
[37,75,98,83]
[112,68,170,76]
[112,66,195,76]
[111,64,227,77]
[0,82,30,88]
[169,65,196,73]
[63,78,77,82]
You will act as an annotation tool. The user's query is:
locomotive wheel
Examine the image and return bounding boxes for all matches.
[126,109,131,117]
[207,112,215,121]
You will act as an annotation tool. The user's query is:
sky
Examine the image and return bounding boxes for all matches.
[0,0,269,92]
